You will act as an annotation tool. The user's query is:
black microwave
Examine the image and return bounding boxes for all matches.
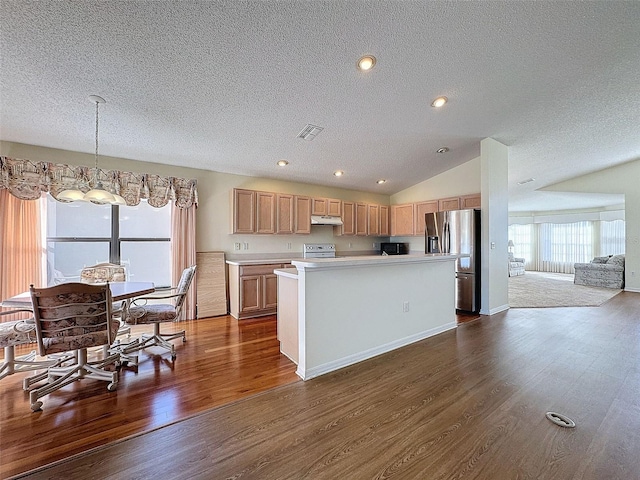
[380,242,409,255]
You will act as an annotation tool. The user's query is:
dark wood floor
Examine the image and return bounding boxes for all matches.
[4,294,640,479]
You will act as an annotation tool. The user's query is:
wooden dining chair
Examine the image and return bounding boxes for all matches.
[121,265,196,360]
[28,282,120,411]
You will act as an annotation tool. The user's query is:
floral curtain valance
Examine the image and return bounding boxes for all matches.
[0,156,198,209]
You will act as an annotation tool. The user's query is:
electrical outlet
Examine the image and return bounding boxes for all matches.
[632,271,636,277]
[349,242,352,248]
[234,242,241,250]
[243,242,249,250]
[373,242,377,249]
[403,301,410,313]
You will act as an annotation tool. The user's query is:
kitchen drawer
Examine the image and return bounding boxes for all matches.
[240,264,283,276]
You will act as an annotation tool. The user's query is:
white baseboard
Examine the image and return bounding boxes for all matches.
[624,287,640,293]
[297,322,457,381]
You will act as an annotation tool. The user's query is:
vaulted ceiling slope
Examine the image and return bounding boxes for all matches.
[1,1,639,212]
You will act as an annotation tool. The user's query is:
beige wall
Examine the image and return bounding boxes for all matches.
[543,158,640,292]
[1,141,390,256]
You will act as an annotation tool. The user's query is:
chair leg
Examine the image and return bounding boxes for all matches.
[29,349,118,412]
[123,323,186,360]
[0,346,75,390]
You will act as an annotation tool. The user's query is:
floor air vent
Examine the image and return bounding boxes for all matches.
[545,411,576,428]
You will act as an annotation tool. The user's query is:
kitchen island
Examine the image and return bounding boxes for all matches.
[275,254,458,380]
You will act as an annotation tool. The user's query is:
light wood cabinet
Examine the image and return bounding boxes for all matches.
[355,203,368,236]
[256,192,276,234]
[311,197,342,217]
[438,196,461,212]
[414,200,438,236]
[379,205,390,236]
[391,203,415,236]
[311,197,327,216]
[327,199,342,217]
[276,194,294,234]
[460,193,481,209]
[229,262,288,319]
[232,189,256,234]
[294,195,311,234]
[368,204,379,236]
[335,201,355,236]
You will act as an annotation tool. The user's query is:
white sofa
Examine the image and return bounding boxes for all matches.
[574,254,625,289]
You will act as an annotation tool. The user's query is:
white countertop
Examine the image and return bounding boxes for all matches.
[292,253,460,269]
[226,257,296,266]
[274,267,298,279]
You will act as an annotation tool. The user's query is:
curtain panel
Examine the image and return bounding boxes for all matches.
[171,204,197,320]
[0,190,43,319]
[1,156,198,209]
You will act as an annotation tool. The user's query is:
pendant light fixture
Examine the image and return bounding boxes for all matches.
[58,95,125,205]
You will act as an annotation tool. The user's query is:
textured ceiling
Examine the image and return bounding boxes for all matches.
[1,1,639,212]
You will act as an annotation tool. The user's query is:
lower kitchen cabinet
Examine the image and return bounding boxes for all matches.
[228,262,289,319]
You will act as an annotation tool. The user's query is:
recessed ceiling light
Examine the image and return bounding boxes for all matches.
[376,179,386,184]
[277,160,289,167]
[357,55,376,71]
[431,96,448,108]
[333,170,344,177]
[517,178,535,185]
[436,147,449,154]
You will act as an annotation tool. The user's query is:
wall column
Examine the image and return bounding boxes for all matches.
[480,138,509,315]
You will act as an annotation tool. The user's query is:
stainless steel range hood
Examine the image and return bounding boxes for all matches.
[310,215,343,226]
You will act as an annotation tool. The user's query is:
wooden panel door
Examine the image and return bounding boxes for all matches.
[294,195,311,234]
[460,194,481,209]
[239,276,261,314]
[355,203,368,236]
[276,194,294,234]
[414,200,438,236]
[233,189,255,234]
[438,196,461,212]
[338,201,355,236]
[390,204,414,236]
[262,274,278,309]
[311,198,328,216]
[379,205,390,236]
[327,199,342,217]
[368,204,379,236]
[256,192,276,234]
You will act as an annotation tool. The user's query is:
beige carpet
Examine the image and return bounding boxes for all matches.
[509,271,621,308]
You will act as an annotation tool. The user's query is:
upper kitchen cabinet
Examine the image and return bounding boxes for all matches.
[256,191,276,234]
[459,193,481,209]
[276,194,294,234]
[438,196,461,212]
[367,204,380,236]
[335,201,355,236]
[232,188,256,234]
[379,205,390,236]
[390,203,414,236]
[355,203,368,236]
[293,195,311,234]
[414,200,438,236]
[312,197,342,217]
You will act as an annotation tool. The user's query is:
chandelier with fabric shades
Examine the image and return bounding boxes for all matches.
[58,95,125,205]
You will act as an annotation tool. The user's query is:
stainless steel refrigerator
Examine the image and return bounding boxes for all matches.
[425,208,481,313]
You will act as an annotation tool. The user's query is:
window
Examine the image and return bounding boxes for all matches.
[599,220,625,256]
[46,196,171,287]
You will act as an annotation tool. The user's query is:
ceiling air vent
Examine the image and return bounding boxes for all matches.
[297,124,324,141]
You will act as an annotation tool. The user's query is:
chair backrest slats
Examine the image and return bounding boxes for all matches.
[30,283,115,356]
